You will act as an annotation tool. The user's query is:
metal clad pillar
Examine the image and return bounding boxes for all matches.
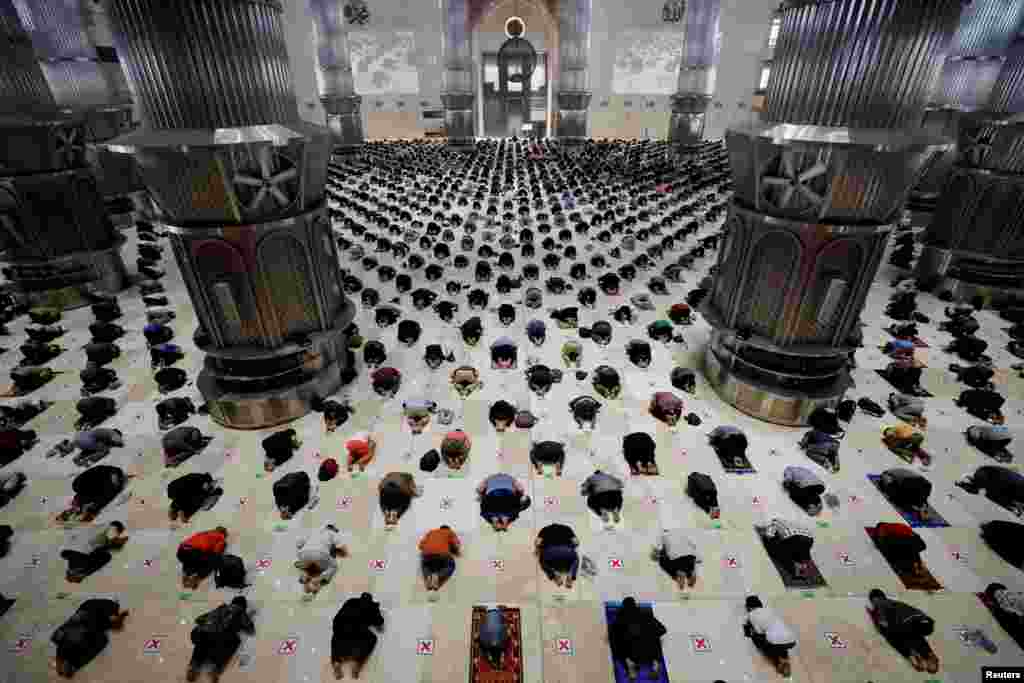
[703,0,963,426]
[668,0,721,148]
[309,0,364,153]
[916,37,1024,305]
[441,0,476,149]
[104,0,354,429]
[0,0,127,310]
[554,0,591,143]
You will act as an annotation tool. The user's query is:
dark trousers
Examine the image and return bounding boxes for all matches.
[331,628,378,662]
[879,619,933,659]
[189,630,240,672]
[480,489,523,523]
[171,491,209,520]
[875,535,924,574]
[751,632,795,660]
[177,547,219,578]
[586,490,623,516]
[78,474,124,514]
[785,483,825,511]
[379,486,410,515]
[64,550,112,580]
[658,553,696,579]
[539,545,579,580]
[765,535,813,567]
[881,479,931,510]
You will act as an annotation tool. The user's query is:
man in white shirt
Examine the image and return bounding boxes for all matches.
[760,518,816,579]
[744,596,796,677]
[295,524,348,595]
[651,529,700,590]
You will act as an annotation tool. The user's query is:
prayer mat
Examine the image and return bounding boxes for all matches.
[714,449,756,474]
[865,527,944,591]
[874,370,934,397]
[866,475,949,528]
[756,527,828,589]
[469,606,523,683]
[977,593,1024,652]
[604,602,670,683]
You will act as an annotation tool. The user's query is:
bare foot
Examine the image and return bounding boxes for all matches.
[925,655,939,674]
[332,661,344,680]
[909,654,926,672]
[612,510,621,523]
[186,668,199,682]
[774,655,790,679]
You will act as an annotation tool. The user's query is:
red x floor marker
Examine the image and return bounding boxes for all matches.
[143,559,156,569]
[824,632,847,649]
[11,637,32,655]
[690,635,712,652]
[837,552,855,567]
[255,559,272,570]
[609,558,623,569]
[951,549,967,562]
[417,639,434,655]
[724,556,739,568]
[544,496,557,507]
[848,495,861,504]
[556,638,574,655]
[370,559,387,571]
[751,496,761,505]
[143,638,161,654]
[491,559,505,571]
[278,638,298,655]
[337,496,352,510]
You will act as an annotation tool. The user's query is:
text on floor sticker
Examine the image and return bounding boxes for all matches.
[690,635,712,652]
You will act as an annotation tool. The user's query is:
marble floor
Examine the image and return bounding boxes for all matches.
[1,147,1023,683]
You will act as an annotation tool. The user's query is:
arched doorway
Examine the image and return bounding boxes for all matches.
[473,0,557,138]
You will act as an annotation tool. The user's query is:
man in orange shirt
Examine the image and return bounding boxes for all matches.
[418,525,461,595]
[178,526,229,590]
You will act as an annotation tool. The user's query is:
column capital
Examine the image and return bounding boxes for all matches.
[321,94,362,115]
[670,93,712,114]
[557,90,592,111]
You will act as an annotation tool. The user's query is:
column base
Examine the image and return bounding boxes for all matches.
[198,329,352,430]
[915,245,1024,306]
[4,236,128,311]
[702,334,850,427]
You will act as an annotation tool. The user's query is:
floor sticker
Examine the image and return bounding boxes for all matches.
[278,637,298,655]
[491,559,505,572]
[555,638,574,655]
[369,559,387,571]
[543,496,557,508]
[440,496,454,510]
[337,496,352,510]
[836,551,856,567]
[143,636,165,655]
[824,632,847,649]
[690,635,712,653]
[417,639,434,655]
[722,556,740,569]
[646,495,659,506]
[254,558,272,572]
[950,547,968,563]
[609,557,624,569]
[9,635,32,655]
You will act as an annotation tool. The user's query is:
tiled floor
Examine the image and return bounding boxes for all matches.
[1,141,1023,683]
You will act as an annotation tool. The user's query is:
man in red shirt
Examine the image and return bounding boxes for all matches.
[178,526,229,590]
[418,526,461,596]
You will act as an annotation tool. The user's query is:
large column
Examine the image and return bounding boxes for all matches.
[441,0,475,149]
[554,0,592,143]
[703,0,963,426]
[907,0,1024,217]
[309,0,363,152]
[0,0,127,310]
[668,0,721,148]
[916,38,1024,305]
[104,0,354,429]
[21,0,147,227]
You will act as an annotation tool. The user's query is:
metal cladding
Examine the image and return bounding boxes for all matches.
[912,107,963,202]
[932,57,1005,111]
[441,0,475,147]
[765,0,966,129]
[706,0,963,425]
[309,0,363,151]
[917,111,1024,299]
[106,0,299,130]
[0,0,57,117]
[989,39,1024,114]
[555,0,592,143]
[668,0,722,147]
[104,0,352,429]
[725,123,951,224]
[0,0,127,308]
[947,0,1024,57]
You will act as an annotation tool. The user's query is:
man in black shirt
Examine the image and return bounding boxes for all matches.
[868,589,939,673]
